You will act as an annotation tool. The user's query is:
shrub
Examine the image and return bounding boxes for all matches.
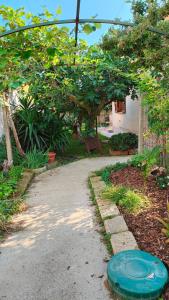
[0,166,23,200]
[130,146,161,177]
[22,148,48,169]
[102,185,150,214]
[109,132,138,151]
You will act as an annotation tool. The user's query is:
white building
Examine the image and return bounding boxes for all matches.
[112,96,139,134]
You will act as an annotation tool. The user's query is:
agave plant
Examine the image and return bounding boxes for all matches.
[14,96,47,151]
[14,96,70,152]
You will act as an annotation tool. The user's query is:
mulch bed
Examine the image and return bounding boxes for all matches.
[110,166,169,299]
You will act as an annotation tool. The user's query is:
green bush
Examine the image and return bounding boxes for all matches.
[109,132,138,151]
[130,146,161,177]
[102,185,150,214]
[22,148,48,169]
[0,166,23,200]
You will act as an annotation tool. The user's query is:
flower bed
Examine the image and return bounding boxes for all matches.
[109,166,169,266]
[99,162,169,299]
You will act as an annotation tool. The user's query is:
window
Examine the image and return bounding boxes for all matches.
[115,101,126,113]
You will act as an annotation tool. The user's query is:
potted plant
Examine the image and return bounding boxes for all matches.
[108,132,138,156]
[48,147,56,163]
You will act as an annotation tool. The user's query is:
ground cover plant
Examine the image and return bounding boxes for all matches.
[102,185,150,214]
[0,166,23,200]
[95,162,128,184]
[0,165,24,233]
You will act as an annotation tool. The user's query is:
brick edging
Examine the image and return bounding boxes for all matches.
[89,175,138,254]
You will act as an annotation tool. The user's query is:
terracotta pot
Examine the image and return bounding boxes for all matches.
[109,149,129,156]
[128,149,136,155]
[48,152,56,163]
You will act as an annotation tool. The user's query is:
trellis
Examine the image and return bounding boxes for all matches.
[0,0,169,40]
[0,0,168,163]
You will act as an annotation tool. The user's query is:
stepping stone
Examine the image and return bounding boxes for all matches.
[90,176,102,184]
[99,204,120,219]
[96,197,111,207]
[104,216,127,234]
[110,231,138,254]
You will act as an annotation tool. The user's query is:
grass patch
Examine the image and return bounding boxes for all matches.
[0,166,26,233]
[0,199,25,231]
[102,185,150,214]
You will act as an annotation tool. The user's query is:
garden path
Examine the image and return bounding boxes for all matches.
[0,157,128,300]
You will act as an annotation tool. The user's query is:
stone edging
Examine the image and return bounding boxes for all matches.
[16,170,35,196]
[15,161,59,197]
[31,161,58,175]
[89,175,138,254]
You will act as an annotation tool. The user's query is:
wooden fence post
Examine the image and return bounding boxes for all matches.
[2,95,13,163]
[138,94,144,153]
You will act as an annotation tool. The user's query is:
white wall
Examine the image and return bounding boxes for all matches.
[112,96,139,134]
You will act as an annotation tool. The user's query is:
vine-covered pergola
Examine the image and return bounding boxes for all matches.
[0,0,169,41]
[0,0,168,164]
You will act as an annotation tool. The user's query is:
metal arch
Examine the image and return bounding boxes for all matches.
[0,18,169,39]
[75,0,81,47]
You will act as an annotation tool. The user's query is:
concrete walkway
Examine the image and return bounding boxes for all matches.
[0,157,127,300]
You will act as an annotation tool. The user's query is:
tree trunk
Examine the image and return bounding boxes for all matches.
[8,111,25,157]
[5,91,25,157]
[2,100,13,163]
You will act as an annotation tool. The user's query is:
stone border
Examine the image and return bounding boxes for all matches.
[89,175,138,254]
[31,161,58,175]
[15,170,35,196]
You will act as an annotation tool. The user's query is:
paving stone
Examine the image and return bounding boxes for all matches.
[90,176,102,185]
[104,216,128,234]
[99,204,120,219]
[111,231,138,254]
[93,182,106,190]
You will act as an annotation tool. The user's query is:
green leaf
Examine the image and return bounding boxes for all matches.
[94,23,102,29]
[9,78,27,89]
[0,60,7,69]
[9,81,22,89]
[83,24,94,35]
[22,50,32,59]
[0,49,8,56]
[56,6,62,15]
[47,47,56,57]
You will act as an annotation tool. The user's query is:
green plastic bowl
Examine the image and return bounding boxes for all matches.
[107,250,168,300]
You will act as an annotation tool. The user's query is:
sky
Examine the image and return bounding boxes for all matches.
[0,0,132,44]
